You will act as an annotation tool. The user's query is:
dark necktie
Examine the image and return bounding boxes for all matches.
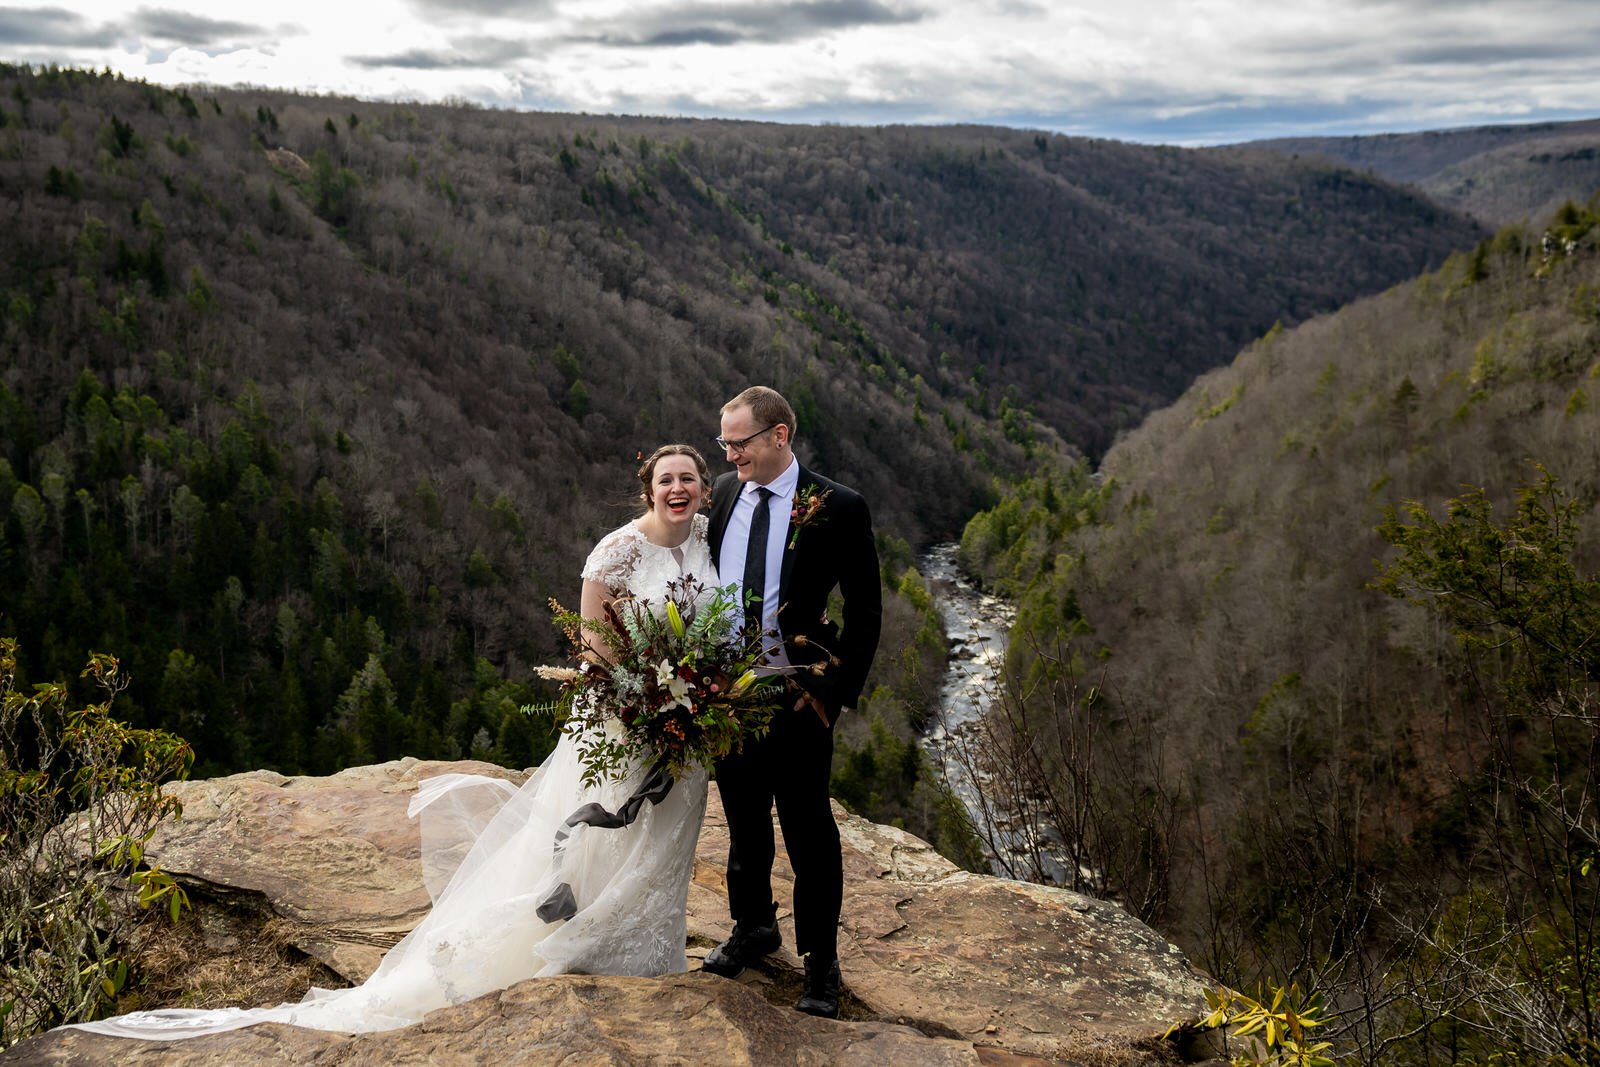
[743,487,773,636]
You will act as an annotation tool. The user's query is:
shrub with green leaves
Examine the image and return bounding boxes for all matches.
[1376,468,1600,1063]
[0,639,193,1046]
[1174,980,1334,1067]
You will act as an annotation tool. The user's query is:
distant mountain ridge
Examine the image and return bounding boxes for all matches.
[1247,116,1600,224]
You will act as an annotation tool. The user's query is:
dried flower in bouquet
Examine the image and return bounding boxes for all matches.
[526,576,783,786]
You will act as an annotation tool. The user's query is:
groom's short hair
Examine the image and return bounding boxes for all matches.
[724,386,796,436]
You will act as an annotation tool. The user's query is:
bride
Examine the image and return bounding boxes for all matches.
[72,444,720,1040]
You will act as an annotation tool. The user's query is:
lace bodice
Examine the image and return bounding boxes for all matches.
[582,514,717,600]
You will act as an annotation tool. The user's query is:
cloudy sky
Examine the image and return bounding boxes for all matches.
[1,0,1597,145]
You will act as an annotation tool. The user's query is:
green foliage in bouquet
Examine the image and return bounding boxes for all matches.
[528,577,783,785]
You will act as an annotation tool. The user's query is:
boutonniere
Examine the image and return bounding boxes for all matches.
[788,485,831,549]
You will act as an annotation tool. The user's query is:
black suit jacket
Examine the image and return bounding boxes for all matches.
[708,464,881,714]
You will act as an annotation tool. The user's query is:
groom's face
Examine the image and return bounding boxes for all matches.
[720,404,790,485]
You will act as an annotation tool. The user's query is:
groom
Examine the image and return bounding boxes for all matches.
[703,386,881,1018]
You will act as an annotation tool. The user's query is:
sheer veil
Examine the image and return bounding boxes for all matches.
[67,516,715,1042]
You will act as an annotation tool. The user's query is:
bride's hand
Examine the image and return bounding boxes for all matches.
[579,578,618,664]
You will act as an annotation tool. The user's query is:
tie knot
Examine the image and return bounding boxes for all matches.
[755,486,773,502]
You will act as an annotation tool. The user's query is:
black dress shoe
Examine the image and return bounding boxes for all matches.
[794,954,840,1018]
[701,921,782,978]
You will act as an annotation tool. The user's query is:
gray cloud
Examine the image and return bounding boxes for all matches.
[1394,40,1598,65]
[0,6,116,46]
[637,26,744,47]
[350,36,535,70]
[3,0,1596,147]
[129,7,266,46]
[349,48,479,70]
[1226,20,1599,87]
[1349,0,1595,16]
[403,0,558,18]
[571,0,925,48]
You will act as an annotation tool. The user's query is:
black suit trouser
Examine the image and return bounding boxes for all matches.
[714,701,840,960]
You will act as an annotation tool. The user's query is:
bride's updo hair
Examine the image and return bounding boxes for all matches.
[636,444,711,512]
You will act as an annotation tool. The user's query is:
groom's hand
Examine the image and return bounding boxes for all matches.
[793,691,831,727]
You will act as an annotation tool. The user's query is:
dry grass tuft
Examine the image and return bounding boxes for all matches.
[119,895,349,1014]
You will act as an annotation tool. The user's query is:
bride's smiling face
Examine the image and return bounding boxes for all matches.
[646,455,704,526]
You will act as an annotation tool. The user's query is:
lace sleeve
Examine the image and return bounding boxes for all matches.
[685,514,717,587]
[582,524,644,589]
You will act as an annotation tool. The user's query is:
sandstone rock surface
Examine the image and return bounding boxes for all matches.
[1,759,1211,1066]
[9,975,979,1066]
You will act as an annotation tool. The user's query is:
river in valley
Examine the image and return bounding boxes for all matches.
[917,545,1072,884]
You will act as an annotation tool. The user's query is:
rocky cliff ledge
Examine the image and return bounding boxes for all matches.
[3,759,1215,1066]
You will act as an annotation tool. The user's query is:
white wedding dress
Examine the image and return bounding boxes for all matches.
[71,516,716,1041]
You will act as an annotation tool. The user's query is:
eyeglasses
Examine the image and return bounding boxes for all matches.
[714,425,776,453]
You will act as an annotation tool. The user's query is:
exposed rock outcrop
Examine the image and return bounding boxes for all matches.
[3,759,1212,1066]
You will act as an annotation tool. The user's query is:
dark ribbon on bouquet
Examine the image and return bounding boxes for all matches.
[534,758,676,923]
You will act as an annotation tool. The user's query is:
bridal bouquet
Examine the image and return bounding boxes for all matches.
[530,577,782,785]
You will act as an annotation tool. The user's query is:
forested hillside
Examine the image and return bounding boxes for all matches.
[0,63,1477,782]
[961,196,1600,1061]
[1420,131,1600,229]
[1250,116,1600,226]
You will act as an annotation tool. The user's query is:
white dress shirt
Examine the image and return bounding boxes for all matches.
[720,455,799,666]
